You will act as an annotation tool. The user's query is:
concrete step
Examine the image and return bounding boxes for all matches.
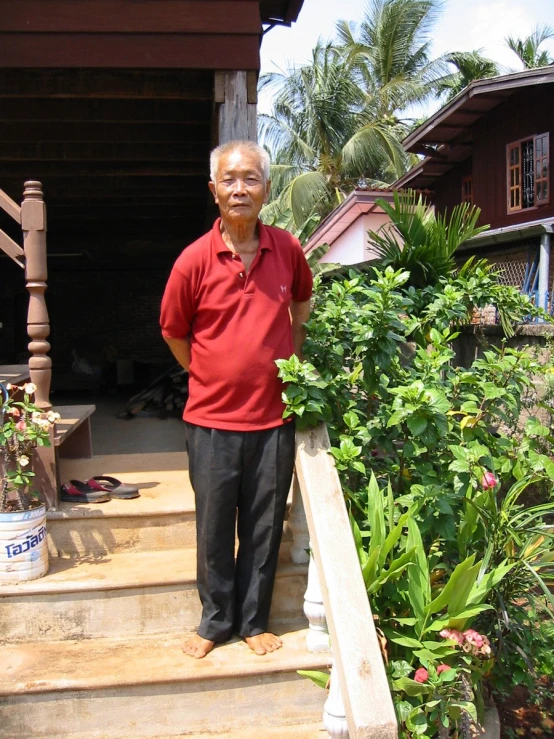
[0,630,330,738]
[49,452,196,556]
[151,724,327,738]
[0,547,307,641]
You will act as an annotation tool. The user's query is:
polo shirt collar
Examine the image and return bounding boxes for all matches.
[211,218,273,256]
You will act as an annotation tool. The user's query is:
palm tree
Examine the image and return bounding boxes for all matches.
[335,0,446,119]
[436,50,500,100]
[259,42,409,230]
[505,24,554,69]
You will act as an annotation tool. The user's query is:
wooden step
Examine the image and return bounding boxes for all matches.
[0,547,307,641]
[0,630,330,738]
[49,452,196,556]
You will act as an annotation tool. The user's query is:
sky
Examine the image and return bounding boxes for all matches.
[259,0,554,115]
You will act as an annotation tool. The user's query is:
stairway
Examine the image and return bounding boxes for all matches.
[0,452,329,738]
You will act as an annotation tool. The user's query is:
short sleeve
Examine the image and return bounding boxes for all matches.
[291,239,313,302]
[160,264,194,339]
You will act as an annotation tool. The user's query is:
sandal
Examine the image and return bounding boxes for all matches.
[86,476,140,499]
[61,480,111,504]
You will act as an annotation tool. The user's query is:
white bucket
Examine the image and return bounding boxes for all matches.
[0,505,49,583]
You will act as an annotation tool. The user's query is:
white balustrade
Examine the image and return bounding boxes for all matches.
[324,661,349,739]
[304,552,331,653]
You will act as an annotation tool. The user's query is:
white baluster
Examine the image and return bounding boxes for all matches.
[288,476,310,565]
[324,662,349,738]
[304,552,330,652]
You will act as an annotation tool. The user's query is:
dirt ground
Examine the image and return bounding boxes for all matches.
[497,678,554,737]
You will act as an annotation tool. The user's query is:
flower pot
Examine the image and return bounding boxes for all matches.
[0,504,48,583]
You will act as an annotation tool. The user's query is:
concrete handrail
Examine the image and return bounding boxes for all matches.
[295,423,398,739]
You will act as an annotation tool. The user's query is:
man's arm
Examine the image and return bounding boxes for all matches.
[290,299,311,361]
[164,336,191,371]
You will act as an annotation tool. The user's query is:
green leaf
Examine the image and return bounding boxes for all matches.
[297,670,329,689]
[407,518,430,629]
[426,555,476,615]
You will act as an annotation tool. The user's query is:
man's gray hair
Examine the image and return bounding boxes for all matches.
[210,140,271,183]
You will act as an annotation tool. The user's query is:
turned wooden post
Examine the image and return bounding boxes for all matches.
[21,181,57,509]
[21,181,52,412]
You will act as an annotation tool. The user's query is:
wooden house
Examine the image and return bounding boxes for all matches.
[394,66,554,315]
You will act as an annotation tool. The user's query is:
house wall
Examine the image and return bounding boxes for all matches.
[434,86,554,230]
[320,211,392,265]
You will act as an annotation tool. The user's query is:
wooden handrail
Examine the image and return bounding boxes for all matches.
[0,188,21,224]
[294,424,398,739]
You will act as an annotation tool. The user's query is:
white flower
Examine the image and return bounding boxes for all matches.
[46,411,61,423]
[18,455,30,467]
[24,383,37,395]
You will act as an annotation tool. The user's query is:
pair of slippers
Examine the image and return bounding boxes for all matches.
[60,476,140,504]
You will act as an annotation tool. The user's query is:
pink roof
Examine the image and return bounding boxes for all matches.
[304,188,394,257]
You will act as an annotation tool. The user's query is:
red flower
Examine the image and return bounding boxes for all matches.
[481,471,498,490]
[414,667,429,683]
[436,664,450,674]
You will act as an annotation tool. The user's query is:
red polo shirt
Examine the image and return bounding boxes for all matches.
[160,219,313,431]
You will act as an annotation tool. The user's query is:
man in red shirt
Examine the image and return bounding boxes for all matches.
[160,140,312,659]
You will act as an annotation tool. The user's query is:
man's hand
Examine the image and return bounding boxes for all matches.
[290,299,311,361]
[164,336,191,371]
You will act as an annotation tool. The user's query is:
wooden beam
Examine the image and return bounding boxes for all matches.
[0,188,22,223]
[0,122,213,143]
[0,1,260,34]
[0,142,211,162]
[217,71,257,143]
[0,70,214,99]
[0,98,212,123]
[0,162,207,177]
[0,34,260,70]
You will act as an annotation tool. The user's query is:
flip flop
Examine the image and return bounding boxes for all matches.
[61,480,111,504]
[86,476,140,500]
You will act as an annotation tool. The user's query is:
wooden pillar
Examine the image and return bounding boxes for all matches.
[215,70,257,143]
[21,181,56,509]
[21,181,51,412]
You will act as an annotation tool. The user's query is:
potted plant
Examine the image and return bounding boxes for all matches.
[0,381,59,583]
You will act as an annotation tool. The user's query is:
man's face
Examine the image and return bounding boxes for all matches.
[209,148,271,224]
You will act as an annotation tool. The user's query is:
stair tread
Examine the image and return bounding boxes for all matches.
[151,723,327,738]
[0,547,306,596]
[0,629,331,696]
[52,452,194,520]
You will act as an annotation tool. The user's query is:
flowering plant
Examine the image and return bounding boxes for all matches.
[0,382,60,512]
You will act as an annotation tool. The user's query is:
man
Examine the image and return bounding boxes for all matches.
[160,140,312,659]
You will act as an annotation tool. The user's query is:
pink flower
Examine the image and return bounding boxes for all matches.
[463,629,485,649]
[439,628,464,646]
[436,664,450,674]
[414,667,429,683]
[481,471,498,490]
[15,420,27,431]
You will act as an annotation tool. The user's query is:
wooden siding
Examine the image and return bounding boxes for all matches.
[0,0,262,69]
[434,86,554,229]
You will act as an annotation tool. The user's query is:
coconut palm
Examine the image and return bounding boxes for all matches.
[335,0,446,119]
[436,50,500,100]
[505,24,554,69]
[259,42,409,230]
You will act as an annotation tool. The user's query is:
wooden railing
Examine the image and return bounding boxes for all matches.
[288,424,398,739]
[1,182,57,506]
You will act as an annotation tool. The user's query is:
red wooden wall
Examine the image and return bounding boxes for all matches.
[0,0,262,69]
[434,85,554,230]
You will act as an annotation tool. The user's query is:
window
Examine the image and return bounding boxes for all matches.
[461,175,473,204]
[507,133,549,212]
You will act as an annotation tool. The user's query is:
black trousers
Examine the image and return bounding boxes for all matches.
[184,420,296,642]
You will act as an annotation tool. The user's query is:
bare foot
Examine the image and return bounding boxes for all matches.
[244,633,283,656]
[183,633,215,659]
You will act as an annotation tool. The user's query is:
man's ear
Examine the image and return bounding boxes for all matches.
[208,181,218,202]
